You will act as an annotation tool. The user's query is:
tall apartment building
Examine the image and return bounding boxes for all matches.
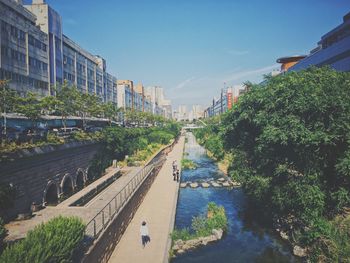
[177,105,187,121]
[145,86,172,118]
[204,85,246,118]
[0,0,117,103]
[289,12,350,72]
[117,80,133,110]
[192,105,203,120]
[0,0,49,96]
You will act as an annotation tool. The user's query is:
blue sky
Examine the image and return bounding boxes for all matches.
[26,0,350,109]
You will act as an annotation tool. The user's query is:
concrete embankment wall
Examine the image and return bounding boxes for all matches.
[0,141,101,220]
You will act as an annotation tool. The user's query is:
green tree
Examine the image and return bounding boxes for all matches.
[17,92,42,127]
[55,82,79,129]
[221,66,350,242]
[40,95,60,116]
[102,102,118,126]
[76,93,101,130]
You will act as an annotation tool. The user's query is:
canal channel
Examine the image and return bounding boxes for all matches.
[171,132,298,263]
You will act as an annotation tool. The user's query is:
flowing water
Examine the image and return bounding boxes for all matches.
[171,133,298,263]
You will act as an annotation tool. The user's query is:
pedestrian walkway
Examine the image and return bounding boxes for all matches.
[108,136,185,263]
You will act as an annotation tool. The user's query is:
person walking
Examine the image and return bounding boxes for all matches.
[172,160,177,171]
[140,221,150,248]
[176,169,180,182]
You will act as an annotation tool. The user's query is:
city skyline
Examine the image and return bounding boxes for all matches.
[22,0,350,108]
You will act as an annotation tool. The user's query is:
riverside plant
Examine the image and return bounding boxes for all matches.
[181,158,197,170]
[171,202,228,242]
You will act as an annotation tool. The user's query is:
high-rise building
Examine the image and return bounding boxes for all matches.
[145,86,172,118]
[0,0,117,103]
[0,0,49,96]
[117,80,133,110]
[177,105,187,121]
[192,105,203,120]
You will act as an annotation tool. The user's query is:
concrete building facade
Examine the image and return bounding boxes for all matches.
[0,0,49,96]
[0,0,117,103]
[289,12,350,72]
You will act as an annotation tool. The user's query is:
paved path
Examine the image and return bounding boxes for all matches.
[108,136,185,263]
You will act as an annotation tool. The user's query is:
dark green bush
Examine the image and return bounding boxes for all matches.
[0,216,85,263]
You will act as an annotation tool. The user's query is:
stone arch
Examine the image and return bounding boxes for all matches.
[61,174,74,197]
[75,168,85,190]
[86,166,94,182]
[43,181,59,206]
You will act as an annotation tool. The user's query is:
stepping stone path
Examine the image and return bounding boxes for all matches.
[179,179,241,188]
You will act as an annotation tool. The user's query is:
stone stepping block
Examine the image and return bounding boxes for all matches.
[201,182,210,188]
[217,177,226,182]
[222,182,230,187]
[211,182,222,187]
[190,182,199,188]
[180,183,188,188]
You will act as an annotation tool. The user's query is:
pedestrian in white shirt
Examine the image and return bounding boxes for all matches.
[140,221,150,247]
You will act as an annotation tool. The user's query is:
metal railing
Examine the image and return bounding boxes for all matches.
[84,155,166,240]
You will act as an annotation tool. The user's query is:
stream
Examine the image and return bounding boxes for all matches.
[171,132,298,263]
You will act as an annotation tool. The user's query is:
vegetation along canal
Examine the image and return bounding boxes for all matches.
[171,133,298,263]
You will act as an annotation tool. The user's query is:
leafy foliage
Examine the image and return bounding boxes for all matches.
[220,67,350,259]
[0,216,85,263]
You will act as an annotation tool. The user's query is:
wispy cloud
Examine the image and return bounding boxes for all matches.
[223,64,279,82]
[169,64,280,108]
[173,77,196,90]
[227,49,249,56]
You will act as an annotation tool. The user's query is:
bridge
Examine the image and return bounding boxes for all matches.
[183,125,204,130]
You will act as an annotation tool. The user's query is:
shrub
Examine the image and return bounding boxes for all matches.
[0,216,85,263]
[181,158,197,170]
[171,228,192,241]
[309,216,350,262]
[171,202,228,242]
